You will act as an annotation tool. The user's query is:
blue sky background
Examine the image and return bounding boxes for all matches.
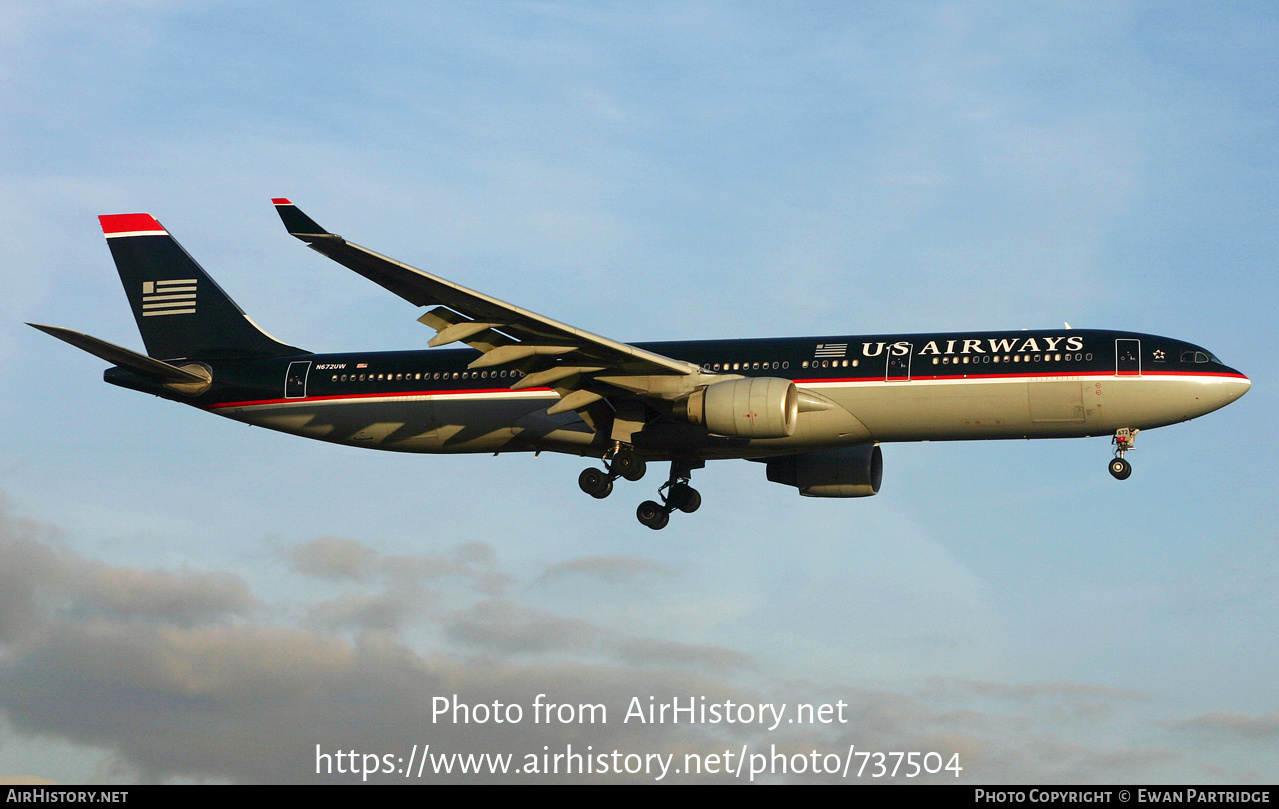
[0,1,1275,783]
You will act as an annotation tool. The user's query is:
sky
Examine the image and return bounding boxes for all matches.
[0,0,1276,784]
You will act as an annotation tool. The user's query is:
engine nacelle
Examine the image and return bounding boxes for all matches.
[677,377,798,438]
[766,444,883,497]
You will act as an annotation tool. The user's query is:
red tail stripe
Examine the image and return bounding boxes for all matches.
[99,213,165,235]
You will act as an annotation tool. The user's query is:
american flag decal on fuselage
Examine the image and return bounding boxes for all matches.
[814,343,847,358]
[141,279,198,316]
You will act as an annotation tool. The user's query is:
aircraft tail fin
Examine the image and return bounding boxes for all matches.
[100,213,306,360]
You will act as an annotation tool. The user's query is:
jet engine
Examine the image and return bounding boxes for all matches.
[765,444,882,497]
[675,377,798,438]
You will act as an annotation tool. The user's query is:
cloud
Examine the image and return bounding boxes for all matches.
[285,536,377,581]
[613,637,752,672]
[0,500,1271,783]
[0,503,253,642]
[445,598,599,656]
[285,537,512,597]
[78,564,255,622]
[306,589,424,633]
[537,555,675,585]
[1174,712,1279,741]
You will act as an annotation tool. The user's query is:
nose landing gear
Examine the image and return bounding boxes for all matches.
[1108,428,1137,480]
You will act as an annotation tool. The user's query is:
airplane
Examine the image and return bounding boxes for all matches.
[30,200,1251,529]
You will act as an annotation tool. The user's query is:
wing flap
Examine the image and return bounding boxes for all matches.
[416,307,514,355]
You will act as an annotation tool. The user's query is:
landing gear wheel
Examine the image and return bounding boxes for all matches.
[612,450,646,482]
[636,500,670,530]
[1108,458,1132,480]
[1109,428,1137,481]
[681,487,701,513]
[667,483,701,514]
[579,467,613,498]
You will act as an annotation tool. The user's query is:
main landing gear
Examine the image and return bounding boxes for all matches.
[578,449,702,530]
[636,461,702,531]
[577,444,647,500]
[1108,428,1138,480]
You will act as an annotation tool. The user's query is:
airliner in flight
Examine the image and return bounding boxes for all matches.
[32,200,1251,529]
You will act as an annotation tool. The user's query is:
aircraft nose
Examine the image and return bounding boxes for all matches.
[1234,372,1251,398]
[1203,371,1250,413]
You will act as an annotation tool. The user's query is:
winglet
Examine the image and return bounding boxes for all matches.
[272,198,342,243]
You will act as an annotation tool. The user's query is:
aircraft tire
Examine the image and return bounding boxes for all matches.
[579,467,612,498]
[614,450,646,481]
[667,484,701,514]
[677,486,701,514]
[637,500,669,530]
[1108,458,1132,480]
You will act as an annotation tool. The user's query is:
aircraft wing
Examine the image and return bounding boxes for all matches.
[272,199,705,417]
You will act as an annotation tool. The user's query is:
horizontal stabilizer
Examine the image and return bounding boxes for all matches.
[28,323,209,384]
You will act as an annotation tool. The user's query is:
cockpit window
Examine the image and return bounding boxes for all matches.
[1180,350,1220,364]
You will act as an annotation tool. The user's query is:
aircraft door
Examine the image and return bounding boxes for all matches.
[285,360,311,398]
[886,344,912,381]
[1115,339,1141,376]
